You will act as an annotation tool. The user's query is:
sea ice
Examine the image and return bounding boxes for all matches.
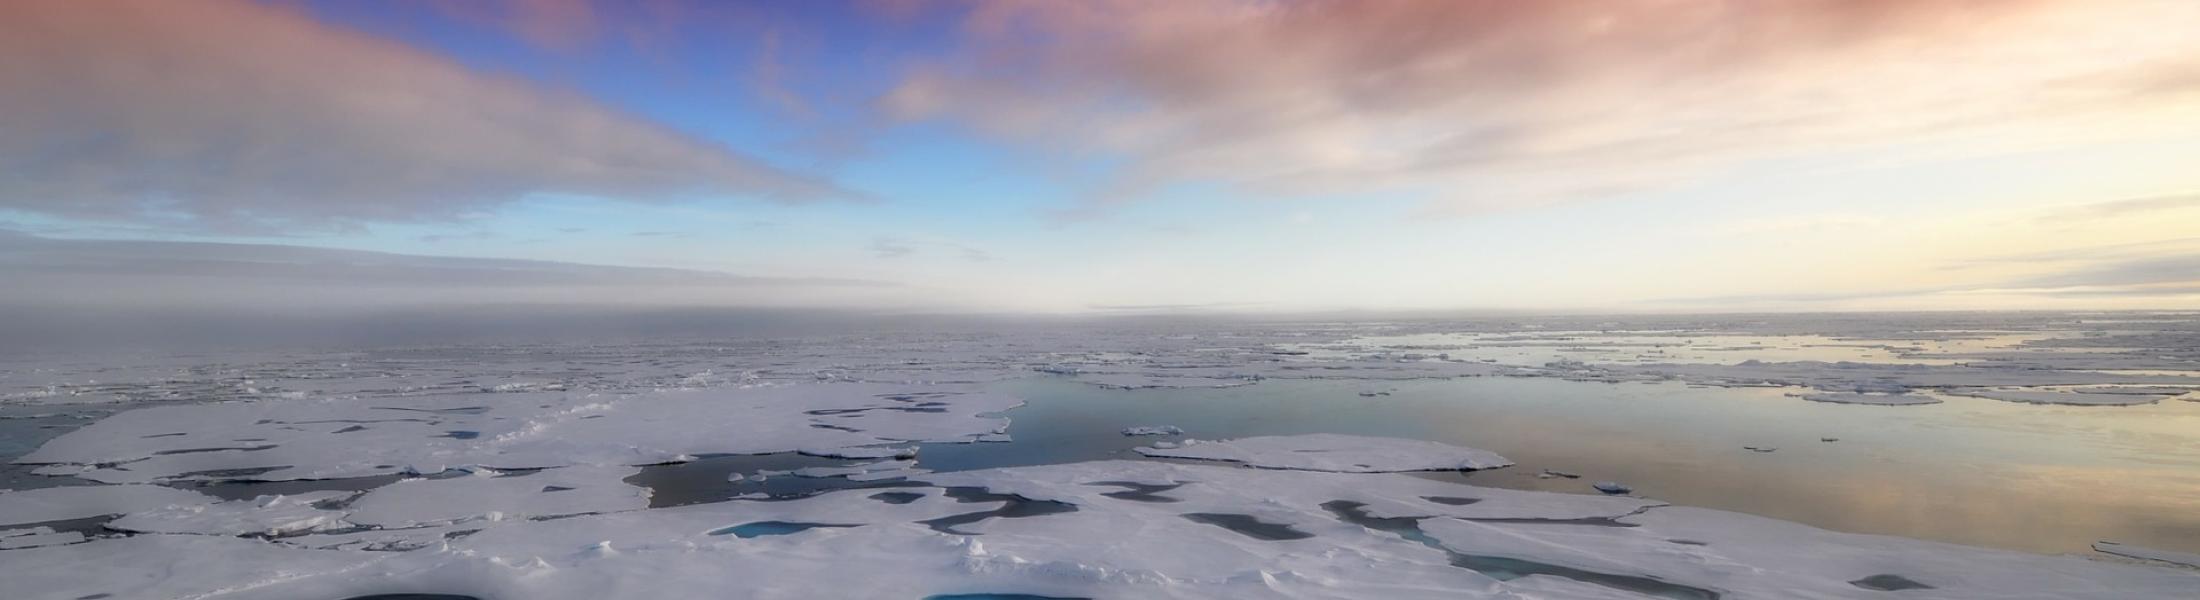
[1423,505,2200,599]
[0,526,83,550]
[109,490,354,536]
[1120,425,1183,436]
[345,465,649,528]
[2094,541,2200,569]
[1795,392,1942,405]
[1942,388,2171,406]
[1,459,2193,599]
[0,484,215,526]
[17,383,1021,483]
[1135,434,1512,473]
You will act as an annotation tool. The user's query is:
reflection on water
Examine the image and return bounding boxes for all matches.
[928,376,2200,556]
[1297,331,2067,367]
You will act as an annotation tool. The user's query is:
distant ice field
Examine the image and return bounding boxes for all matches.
[2,312,2196,598]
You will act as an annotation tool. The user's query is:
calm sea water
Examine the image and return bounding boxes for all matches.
[916,376,2200,556]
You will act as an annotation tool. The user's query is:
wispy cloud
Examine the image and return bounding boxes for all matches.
[0,231,905,310]
[2040,192,2200,222]
[868,236,992,261]
[886,0,2200,217]
[416,231,499,243]
[869,237,918,258]
[0,0,862,233]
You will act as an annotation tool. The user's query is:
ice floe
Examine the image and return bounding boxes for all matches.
[1423,505,2200,599]
[1120,425,1184,436]
[345,465,649,528]
[2094,541,2200,569]
[109,490,353,536]
[1795,392,1942,405]
[1941,387,2171,406]
[0,525,83,550]
[1135,434,1513,473]
[0,484,214,526]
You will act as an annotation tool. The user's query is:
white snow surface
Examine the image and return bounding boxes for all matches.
[1135,433,1514,473]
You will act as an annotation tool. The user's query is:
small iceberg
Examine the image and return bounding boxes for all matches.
[1120,425,1184,436]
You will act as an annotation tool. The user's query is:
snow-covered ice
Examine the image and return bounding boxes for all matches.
[345,465,649,528]
[109,490,353,536]
[0,484,215,526]
[0,526,83,550]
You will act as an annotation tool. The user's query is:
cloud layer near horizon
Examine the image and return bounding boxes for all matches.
[0,229,908,310]
[885,0,2200,215]
[0,0,858,232]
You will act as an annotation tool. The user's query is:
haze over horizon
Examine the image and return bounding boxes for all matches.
[5,0,2199,315]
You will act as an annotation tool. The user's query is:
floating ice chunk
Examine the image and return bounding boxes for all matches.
[109,491,353,536]
[1120,425,1183,436]
[1796,392,1941,405]
[1943,388,2169,406]
[0,484,216,526]
[1592,481,1633,495]
[799,445,919,460]
[283,521,485,551]
[1135,433,1512,473]
[2064,385,2195,396]
[2094,541,2200,568]
[792,459,921,479]
[0,526,83,550]
[1071,373,1258,390]
[1541,469,1582,479]
[1743,446,1777,453]
[345,465,648,528]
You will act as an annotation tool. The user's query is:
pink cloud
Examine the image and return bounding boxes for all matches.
[886,0,2200,215]
[0,0,858,232]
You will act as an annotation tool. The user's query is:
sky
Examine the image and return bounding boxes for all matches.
[3,0,2199,315]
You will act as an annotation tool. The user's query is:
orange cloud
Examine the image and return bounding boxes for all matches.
[0,0,858,232]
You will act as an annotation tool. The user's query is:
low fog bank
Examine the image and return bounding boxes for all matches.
[0,304,919,354]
